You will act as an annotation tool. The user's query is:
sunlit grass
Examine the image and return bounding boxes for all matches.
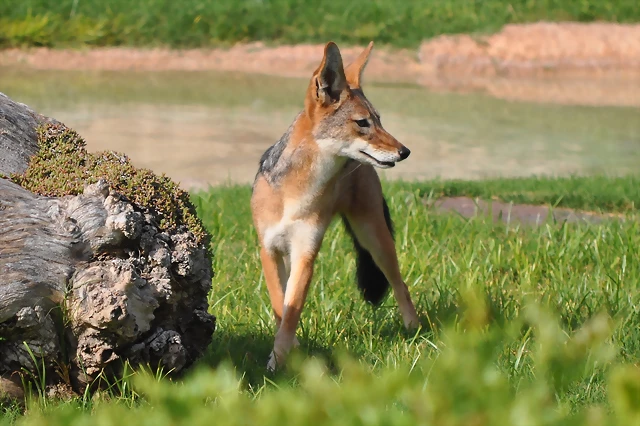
[191,177,640,388]
[3,175,640,425]
[1,0,638,49]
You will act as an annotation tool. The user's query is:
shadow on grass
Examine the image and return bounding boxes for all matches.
[198,327,360,388]
[197,310,441,388]
[196,288,525,390]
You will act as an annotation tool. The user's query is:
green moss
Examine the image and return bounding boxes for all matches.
[10,123,211,248]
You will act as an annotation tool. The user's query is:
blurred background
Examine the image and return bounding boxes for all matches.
[0,0,638,190]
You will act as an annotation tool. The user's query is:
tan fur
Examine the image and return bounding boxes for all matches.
[344,41,374,88]
[251,41,420,371]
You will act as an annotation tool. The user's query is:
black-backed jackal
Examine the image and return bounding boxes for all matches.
[251,41,420,371]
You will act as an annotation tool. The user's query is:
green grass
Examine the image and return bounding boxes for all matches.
[4,175,640,425]
[415,175,640,213]
[0,0,638,49]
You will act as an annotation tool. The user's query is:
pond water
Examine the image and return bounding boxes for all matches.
[1,67,638,189]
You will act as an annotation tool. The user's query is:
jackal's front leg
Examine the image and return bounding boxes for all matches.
[259,247,286,328]
[267,252,316,371]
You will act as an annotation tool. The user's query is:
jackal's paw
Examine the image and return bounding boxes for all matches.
[267,351,280,372]
[293,336,300,348]
[403,316,421,331]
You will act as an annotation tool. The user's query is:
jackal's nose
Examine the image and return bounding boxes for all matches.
[398,146,411,160]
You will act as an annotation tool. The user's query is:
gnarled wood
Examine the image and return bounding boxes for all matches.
[0,92,215,398]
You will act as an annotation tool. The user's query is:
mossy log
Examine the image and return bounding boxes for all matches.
[0,92,215,400]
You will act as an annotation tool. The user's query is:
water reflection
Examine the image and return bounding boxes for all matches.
[1,67,638,189]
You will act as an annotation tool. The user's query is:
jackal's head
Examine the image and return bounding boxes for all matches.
[304,41,410,168]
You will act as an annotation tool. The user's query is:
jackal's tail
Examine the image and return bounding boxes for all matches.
[341,198,394,305]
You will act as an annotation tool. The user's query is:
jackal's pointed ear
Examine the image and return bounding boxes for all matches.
[311,42,347,106]
[344,41,374,89]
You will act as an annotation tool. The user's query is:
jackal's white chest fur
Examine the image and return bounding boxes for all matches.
[263,218,321,258]
[262,198,331,258]
[262,152,345,257]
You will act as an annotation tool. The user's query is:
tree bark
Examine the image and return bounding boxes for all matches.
[0,92,215,398]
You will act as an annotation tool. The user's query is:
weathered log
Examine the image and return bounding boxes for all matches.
[0,92,215,398]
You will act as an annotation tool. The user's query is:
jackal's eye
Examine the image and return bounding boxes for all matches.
[354,118,370,128]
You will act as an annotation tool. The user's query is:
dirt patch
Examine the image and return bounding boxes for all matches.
[0,43,421,85]
[417,22,640,106]
[1,22,639,107]
[419,22,640,79]
[429,196,626,226]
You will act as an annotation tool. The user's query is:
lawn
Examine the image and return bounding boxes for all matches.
[1,0,638,49]
[3,175,640,425]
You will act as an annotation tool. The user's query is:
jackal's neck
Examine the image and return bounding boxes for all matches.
[292,112,351,191]
[258,111,350,191]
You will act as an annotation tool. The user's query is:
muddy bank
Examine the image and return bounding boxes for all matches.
[1,22,639,107]
[418,22,640,107]
[429,196,628,226]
